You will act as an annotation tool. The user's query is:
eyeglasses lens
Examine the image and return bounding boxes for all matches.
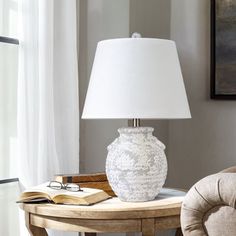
[49,181,62,190]
[66,184,81,192]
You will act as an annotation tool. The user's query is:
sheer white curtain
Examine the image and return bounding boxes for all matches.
[18,0,79,186]
[17,0,79,235]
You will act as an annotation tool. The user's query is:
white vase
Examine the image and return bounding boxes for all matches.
[106,127,168,202]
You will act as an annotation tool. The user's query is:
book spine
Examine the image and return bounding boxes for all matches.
[55,173,108,183]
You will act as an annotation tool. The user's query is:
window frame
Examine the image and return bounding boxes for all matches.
[0,178,19,184]
[0,35,19,45]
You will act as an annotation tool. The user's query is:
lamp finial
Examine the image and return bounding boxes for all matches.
[131,32,142,38]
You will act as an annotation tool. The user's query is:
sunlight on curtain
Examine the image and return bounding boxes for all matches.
[0,43,18,180]
[0,0,18,38]
[0,1,20,235]
[17,0,79,235]
[0,182,20,236]
[17,0,79,189]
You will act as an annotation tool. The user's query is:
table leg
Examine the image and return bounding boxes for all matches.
[175,228,183,236]
[25,212,48,236]
[141,218,155,236]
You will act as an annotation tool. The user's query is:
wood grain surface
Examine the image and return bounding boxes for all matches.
[21,188,185,236]
[21,189,184,219]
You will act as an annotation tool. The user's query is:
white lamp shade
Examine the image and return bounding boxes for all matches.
[82,38,191,119]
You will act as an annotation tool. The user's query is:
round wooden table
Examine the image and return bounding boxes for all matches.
[20,188,185,236]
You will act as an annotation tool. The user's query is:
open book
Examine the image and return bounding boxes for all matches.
[17,183,111,205]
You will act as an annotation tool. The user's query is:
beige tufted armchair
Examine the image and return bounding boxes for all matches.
[181,166,236,236]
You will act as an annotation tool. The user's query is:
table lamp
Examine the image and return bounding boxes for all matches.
[82,35,191,202]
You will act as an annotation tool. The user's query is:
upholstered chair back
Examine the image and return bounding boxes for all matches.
[181,166,236,236]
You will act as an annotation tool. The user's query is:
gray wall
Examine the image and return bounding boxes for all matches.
[79,0,129,173]
[167,0,236,189]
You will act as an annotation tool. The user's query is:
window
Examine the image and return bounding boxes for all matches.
[0,2,20,235]
[0,0,19,181]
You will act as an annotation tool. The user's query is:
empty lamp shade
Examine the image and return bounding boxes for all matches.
[82,38,191,119]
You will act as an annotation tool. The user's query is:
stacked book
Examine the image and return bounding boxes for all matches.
[55,172,116,197]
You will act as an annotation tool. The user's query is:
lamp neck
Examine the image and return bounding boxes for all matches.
[132,119,141,127]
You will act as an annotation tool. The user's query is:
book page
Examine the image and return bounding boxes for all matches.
[19,183,110,205]
[52,188,110,205]
[55,187,103,198]
[22,182,70,198]
[22,183,105,198]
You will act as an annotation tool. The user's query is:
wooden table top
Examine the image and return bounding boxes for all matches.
[21,188,186,220]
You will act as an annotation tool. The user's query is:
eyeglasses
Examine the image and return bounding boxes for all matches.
[47,181,83,192]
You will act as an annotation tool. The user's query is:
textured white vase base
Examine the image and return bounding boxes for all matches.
[106,127,168,202]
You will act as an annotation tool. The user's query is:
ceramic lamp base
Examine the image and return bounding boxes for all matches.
[106,127,168,202]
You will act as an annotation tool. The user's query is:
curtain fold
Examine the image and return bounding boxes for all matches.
[18,0,79,187]
[17,0,79,235]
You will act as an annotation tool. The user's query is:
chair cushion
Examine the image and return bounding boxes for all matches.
[204,205,236,236]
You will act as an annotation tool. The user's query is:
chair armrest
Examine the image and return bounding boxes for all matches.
[181,172,236,235]
[221,165,236,173]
